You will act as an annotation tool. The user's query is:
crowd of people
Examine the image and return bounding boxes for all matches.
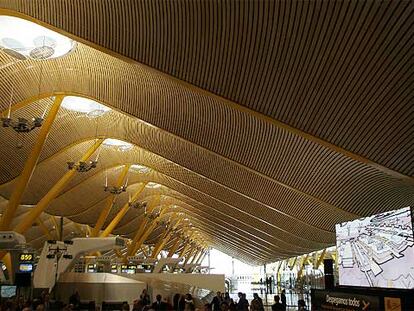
[1,289,307,311]
[131,290,195,311]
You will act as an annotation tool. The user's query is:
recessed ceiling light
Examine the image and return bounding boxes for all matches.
[103,138,133,151]
[130,164,151,174]
[0,15,76,59]
[146,182,162,189]
[61,96,111,118]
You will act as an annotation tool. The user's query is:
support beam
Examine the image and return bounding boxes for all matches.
[190,249,203,265]
[297,254,309,279]
[100,182,147,237]
[0,96,64,230]
[50,216,60,240]
[314,249,327,269]
[13,140,103,234]
[151,218,182,259]
[91,164,131,237]
[184,247,199,265]
[197,251,207,265]
[126,196,161,256]
[167,237,181,258]
[36,217,53,240]
[177,233,195,258]
[128,208,169,256]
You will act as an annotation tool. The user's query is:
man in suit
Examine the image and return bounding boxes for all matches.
[152,294,168,311]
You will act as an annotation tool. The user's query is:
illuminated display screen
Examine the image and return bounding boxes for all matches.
[87,264,96,273]
[111,264,118,273]
[1,286,16,298]
[18,263,33,273]
[19,253,34,262]
[336,206,414,289]
[121,265,136,274]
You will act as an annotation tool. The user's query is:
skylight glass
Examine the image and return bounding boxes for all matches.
[61,96,111,117]
[130,164,151,174]
[103,138,133,151]
[0,15,76,60]
[146,182,162,189]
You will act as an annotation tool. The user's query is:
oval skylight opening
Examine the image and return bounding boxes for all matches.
[61,96,111,117]
[146,182,162,189]
[0,15,76,60]
[130,164,151,174]
[103,138,133,152]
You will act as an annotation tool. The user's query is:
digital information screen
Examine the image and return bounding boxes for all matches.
[336,206,414,289]
[1,286,16,298]
[19,253,34,262]
[18,263,33,273]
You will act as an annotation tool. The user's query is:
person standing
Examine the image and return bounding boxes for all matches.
[271,296,284,311]
[140,289,151,307]
[236,293,248,311]
[281,290,287,311]
[211,292,223,311]
[151,295,168,311]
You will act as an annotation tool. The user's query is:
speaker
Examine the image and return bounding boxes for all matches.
[324,259,334,275]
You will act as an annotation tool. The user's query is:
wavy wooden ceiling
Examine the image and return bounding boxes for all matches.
[0,0,413,264]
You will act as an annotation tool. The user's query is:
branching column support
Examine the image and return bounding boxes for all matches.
[190,249,203,265]
[50,216,60,240]
[100,182,147,237]
[167,237,181,258]
[151,218,183,259]
[91,164,131,237]
[314,249,327,269]
[126,196,161,256]
[197,251,208,265]
[36,218,53,240]
[193,249,205,265]
[177,233,195,258]
[183,246,198,266]
[14,139,103,234]
[297,254,309,279]
[0,96,64,230]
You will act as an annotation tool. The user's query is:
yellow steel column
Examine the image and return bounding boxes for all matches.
[183,246,198,265]
[14,140,103,234]
[50,216,60,240]
[167,237,181,258]
[190,248,203,265]
[297,254,309,279]
[100,182,147,237]
[197,251,208,265]
[150,218,183,259]
[193,249,205,265]
[128,208,168,256]
[177,233,195,258]
[314,249,326,269]
[3,253,13,282]
[36,217,53,240]
[91,164,131,237]
[126,196,161,256]
[0,96,64,230]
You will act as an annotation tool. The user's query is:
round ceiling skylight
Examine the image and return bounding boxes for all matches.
[0,15,76,60]
[130,164,151,174]
[103,138,133,152]
[146,182,162,189]
[61,96,111,118]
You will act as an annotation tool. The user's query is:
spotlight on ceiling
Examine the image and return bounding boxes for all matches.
[0,15,76,60]
[67,160,98,172]
[2,116,43,133]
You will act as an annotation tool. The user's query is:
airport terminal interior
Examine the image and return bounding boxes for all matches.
[0,1,413,310]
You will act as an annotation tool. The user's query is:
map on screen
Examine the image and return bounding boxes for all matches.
[1,286,16,298]
[336,206,414,289]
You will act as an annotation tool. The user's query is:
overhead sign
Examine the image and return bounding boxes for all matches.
[19,253,34,262]
[312,289,380,311]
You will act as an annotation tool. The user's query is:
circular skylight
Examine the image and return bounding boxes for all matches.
[0,15,76,60]
[146,182,162,189]
[61,96,111,118]
[130,164,151,174]
[103,138,133,151]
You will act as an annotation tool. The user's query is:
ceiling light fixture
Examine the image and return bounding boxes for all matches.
[104,169,128,195]
[0,15,76,60]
